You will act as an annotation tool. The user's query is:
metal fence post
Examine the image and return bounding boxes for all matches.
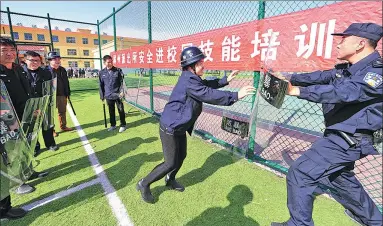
[97,20,103,70]
[148,1,154,113]
[6,7,14,41]
[113,7,117,52]
[247,0,265,161]
[47,13,54,51]
[6,7,19,64]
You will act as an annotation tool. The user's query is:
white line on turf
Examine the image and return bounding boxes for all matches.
[22,178,100,211]
[67,104,134,226]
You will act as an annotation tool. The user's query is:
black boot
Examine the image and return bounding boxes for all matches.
[136,179,154,204]
[0,208,27,220]
[165,175,185,192]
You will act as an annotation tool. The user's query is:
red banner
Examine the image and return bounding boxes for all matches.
[111,1,382,72]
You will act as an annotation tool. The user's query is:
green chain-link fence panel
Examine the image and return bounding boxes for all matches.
[107,0,382,211]
[0,8,102,92]
[49,18,99,92]
[49,18,101,91]
[110,2,151,111]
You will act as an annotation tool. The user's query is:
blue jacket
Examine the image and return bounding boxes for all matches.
[160,71,238,135]
[290,51,382,142]
[99,67,124,100]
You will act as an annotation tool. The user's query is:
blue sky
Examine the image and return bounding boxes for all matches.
[1,1,125,23]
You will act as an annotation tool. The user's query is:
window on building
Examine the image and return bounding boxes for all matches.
[68,61,78,67]
[82,38,88,44]
[67,49,77,55]
[12,32,19,40]
[83,50,89,56]
[24,33,32,40]
[102,40,108,44]
[53,48,60,55]
[66,37,76,43]
[94,39,99,45]
[52,35,59,42]
[84,61,91,68]
[37,34,45,41]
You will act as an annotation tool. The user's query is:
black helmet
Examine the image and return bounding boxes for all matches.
[47,51,61,60]
[180,46,206,67]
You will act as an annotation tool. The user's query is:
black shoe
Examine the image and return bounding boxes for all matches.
[136,179,154,203]
[28,171,49,180]
[271,222,288,226]
[344,209,367,226]
[14,184,35,195]
[165,175,185,192]
[0,208,27,220]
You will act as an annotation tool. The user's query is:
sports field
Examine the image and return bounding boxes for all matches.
[1,79,358,226]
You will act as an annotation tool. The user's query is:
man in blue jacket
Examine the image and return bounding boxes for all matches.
[99,55,126,133]
[272,23,382,226]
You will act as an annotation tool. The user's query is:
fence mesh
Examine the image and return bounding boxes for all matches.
[0,9,102,92]
[108,1,382,211]
[8,13,52,44]
[49,19,100,75]
[2,1,381,213]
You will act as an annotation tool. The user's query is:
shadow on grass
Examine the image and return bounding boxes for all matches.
[56,116,157,148]
[150,150,240,202]
[38,136,158,183]
[6,136,159,225]
[185,185,259,226]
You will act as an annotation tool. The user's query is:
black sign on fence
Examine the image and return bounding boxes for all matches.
[221,116,249,138]
[259,71,289,109]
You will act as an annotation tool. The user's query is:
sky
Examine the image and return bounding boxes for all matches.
[1,1,337,41]
[1,1,125,23]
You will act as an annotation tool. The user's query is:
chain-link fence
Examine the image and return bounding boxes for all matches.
[0,7,102,92]
[101,1,383,212]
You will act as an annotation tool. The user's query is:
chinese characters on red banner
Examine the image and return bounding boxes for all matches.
[111,1,382,72]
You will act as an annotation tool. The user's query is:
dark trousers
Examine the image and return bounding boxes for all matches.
[143,127,187,186]
[42,127,56,148]
[286,134,382,226]
[35,128,56,152]
[106,99,126,127]
[0,158,11,216]
[56,96,68,129]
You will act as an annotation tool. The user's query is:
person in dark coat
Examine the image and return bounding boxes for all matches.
[46,51,73,133]
[271,23,383,226]
[136,46,256,203]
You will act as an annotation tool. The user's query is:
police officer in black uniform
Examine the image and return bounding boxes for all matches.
[23,50,59,153]
[0,37,28,220]
[136,46,256,203]
[271,23,383,226]
[99,55,126,133]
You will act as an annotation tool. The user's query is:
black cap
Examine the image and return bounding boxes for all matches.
[47,51,61,60]
[180,46,206,67]
[332,23,383,42]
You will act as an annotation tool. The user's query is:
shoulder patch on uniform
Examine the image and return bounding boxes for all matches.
[363,72,382,88]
